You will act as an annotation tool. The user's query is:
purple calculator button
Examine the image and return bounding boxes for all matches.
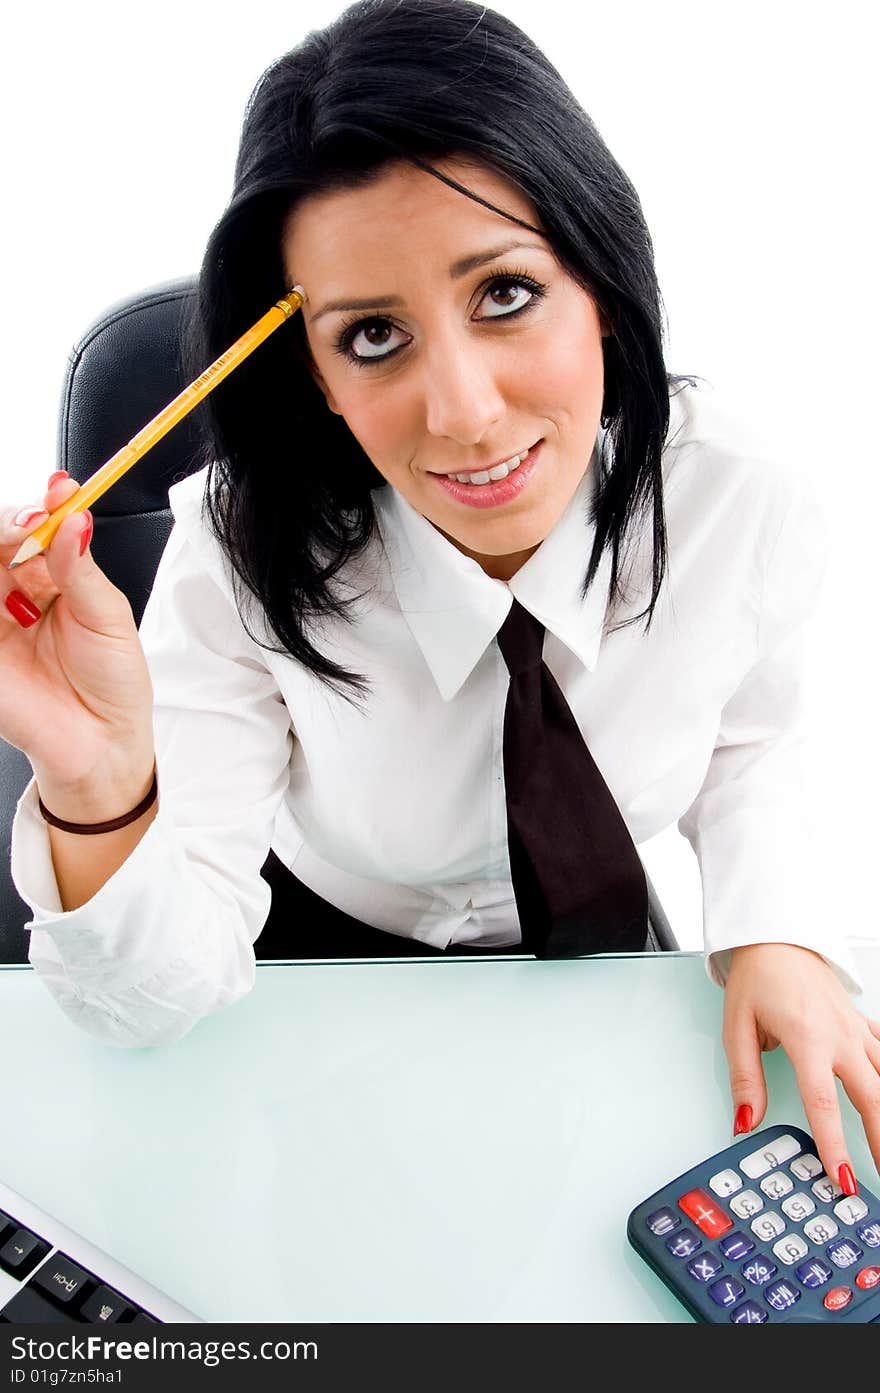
[647,1206,680,1236]
[795,1258,833,1289]
[858,1221,880,1249]
[742,1255,776,1286]
[709,1275,745,1307]
[687,1252,724,1283]
[665,1229,701,1259]
[827,1239,863,1269]
[731,1300,767,1323]
[719,1231,755,1261]
[765,1279,801,1312]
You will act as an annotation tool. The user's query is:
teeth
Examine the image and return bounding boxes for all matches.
[447,451,527,485]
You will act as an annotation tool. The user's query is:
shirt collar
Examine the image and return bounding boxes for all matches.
[373,445,610,701]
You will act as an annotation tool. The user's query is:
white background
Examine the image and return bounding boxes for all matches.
[2,1,876,948]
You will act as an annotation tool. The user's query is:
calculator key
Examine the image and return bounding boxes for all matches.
[795,1258,833,1288]
[665,1229,701,1259]
[855,1265,880,1290]
[742,1255,777,1286]
[790,1153,823,1182]
[708,1275,745,1308]
[764,1278,801,1311]
[678,1189,733,1239]
[833,1196,869,1226]
[709,1168,743,1198]
[719,1231,754,1261]
[781,1192,816,1223]
[773,1233,809,1266]
[730,1190,764,1220]
[812,1176,843,1204]
[739,1134,801,1179]
[751,1211,786,1242]
[826,1239,863,1269]
[858,1221,880,1248]
[687,1252,724,1283]
[804,1215,839,1244]
[760,1171,794,1200]
[646,1206,680,1236]
[731,1300,768,1323]
[824,1286,853,1311]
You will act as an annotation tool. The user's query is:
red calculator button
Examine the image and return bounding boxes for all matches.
[855,1266,880,1290]
[824,1286,853,1311]
[678,1189,734,1238]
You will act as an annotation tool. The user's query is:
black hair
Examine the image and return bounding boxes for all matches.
[187,0,691,691]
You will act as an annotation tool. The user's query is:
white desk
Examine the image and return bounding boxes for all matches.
[2,949,878,1322]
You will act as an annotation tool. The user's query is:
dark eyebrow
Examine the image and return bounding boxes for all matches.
[308,239,546,324]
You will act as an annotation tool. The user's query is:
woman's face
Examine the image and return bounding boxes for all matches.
[282,159,607,581]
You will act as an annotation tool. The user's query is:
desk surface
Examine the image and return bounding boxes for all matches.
[2,949,878,1323]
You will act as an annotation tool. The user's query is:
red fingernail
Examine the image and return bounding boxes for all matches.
[78,510,93,557]
[733,1104,753,1136]
[4,590,42,628]
[13,507,48,529]
[47,470,69,486]
[839,1163,858,1197]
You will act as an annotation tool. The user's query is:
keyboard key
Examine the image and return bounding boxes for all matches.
[858,1221,880,1249]
[795,1258,833,1289]
[646,1206,679,1236]
[740,1134,801,1179]
[709,1275,744,1307]
[765,1279,801,1312]
[0,1227,50,1279]
[773,1233,809,1266]
[813,1176,843,1204]
[751,1210,786,1243]
[742,1255,777,1285]
[824,1285,853,1311]
[665,1229,701,1259]
[31,1252,92,1305]
[719,1231,754,1261]
[0,1285,79,1324]
[678,1189,733,1238]
[855,1266,880,1290]
[827,1239,863,1269]
[761,1171,794,1201]
[80,1284,133,1324]
[0,1211,15,1240]
[730,1190,764,1220]
[790,1153,823,1182]
[708,1168,742,1198]
[687,1252,724,1283]
[804,1215,839,1244]
[731,1300,768,1323]
[781,1192,815,1223]
[833,1196,869,1226]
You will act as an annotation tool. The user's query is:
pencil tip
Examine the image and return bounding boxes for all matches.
[8,537,41,570]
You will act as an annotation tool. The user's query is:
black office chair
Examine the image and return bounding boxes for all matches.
[0,279,678,961]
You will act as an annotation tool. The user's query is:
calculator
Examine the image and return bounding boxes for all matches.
[627,1123,880,1322]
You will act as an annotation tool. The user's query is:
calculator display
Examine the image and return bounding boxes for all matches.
[627,1125,880,1323]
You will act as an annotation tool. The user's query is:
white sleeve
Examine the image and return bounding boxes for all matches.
[677,477,863,995]
[10,522,294,1047]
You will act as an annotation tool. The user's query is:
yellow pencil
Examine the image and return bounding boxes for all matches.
[8,285,307,570]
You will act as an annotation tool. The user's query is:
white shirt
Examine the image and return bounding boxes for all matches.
[11,381,863,1045]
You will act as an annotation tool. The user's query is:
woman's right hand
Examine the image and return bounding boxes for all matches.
[0,472,155,805]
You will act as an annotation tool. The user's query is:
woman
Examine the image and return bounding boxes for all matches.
[2,0,879,1192]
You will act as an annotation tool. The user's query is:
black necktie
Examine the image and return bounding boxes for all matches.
[497,599,649,958]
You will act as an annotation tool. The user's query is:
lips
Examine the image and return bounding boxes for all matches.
[429,441,543,510]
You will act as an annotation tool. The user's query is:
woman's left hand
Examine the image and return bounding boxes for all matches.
[722,942,880,1189]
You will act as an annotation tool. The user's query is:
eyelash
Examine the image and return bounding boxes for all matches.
[331,267,548,368]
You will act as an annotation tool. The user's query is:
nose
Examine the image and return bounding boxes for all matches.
[421,337,506,445]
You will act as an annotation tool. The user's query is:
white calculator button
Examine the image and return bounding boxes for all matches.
[751,1210,786,1242]
[833,1196,869,1226]
[781,1192,816,1222]
[772,1233,810,1266]
[790,1153,823,1182]
[709,1168,743,1198]
[739,1134,801,1179]
[804,1215,839,1244]
[730,1190,764,1220]
[761,1171,794,1200]
[812,1176,844,1204]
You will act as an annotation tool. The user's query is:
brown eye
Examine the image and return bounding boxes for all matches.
[341,318,411,362]
[474,275,545,321]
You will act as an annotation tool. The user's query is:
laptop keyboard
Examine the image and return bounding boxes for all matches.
[0,1180,200,1324]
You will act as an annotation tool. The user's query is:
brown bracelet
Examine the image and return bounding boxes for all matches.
[38,766,159,835]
